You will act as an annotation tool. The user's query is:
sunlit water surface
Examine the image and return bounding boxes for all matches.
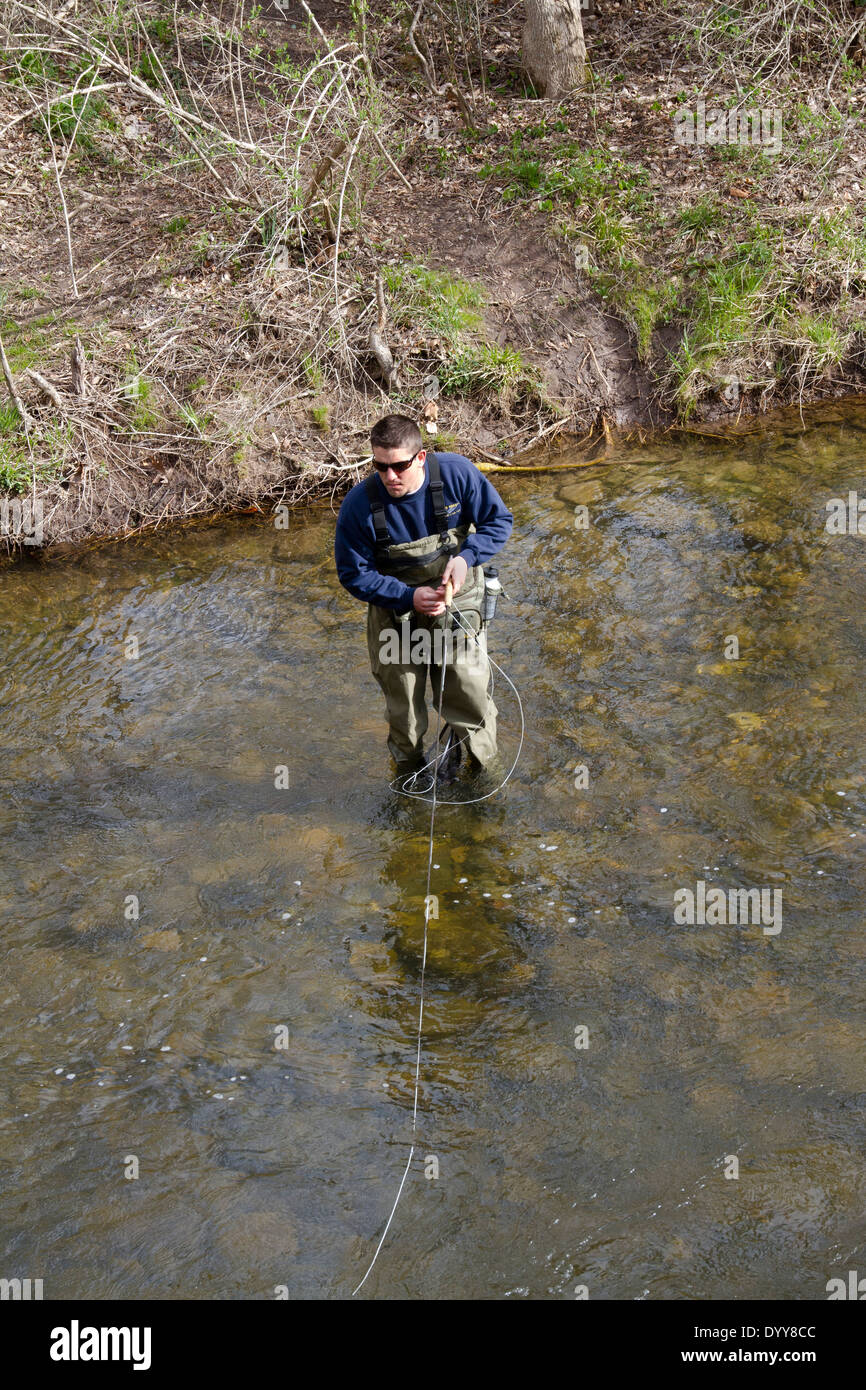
[2,403,865,1299]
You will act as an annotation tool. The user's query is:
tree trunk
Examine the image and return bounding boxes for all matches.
[522,0,587,99]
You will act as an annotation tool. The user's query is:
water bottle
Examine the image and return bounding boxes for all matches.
[482,566,501,623]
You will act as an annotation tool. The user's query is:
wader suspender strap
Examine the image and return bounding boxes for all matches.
[365,452,452,555]
[365,473,390,547]
[426,453,450,543]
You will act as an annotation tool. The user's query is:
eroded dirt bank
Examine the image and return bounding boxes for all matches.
[3,0,866,557]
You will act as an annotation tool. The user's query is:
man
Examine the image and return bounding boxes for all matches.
[335,413,513,784]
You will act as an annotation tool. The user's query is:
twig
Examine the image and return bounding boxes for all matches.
[57,53,107,179]
[408,0,436,86]
[0,82,122,141]
[296,0,329,43]
[477,453,602,474]
[21,1,282,166]
[0,332,33,433]
[19,84,79,297]
[24,368,64,410]
[332,120,368,346]
[585,337,609,396]
[71,336,86,397]
[370,126,412,190]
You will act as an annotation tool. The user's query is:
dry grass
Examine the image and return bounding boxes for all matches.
[0,0,559,552]
[3,0,866,553]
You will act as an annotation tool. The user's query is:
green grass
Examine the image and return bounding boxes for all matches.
[475,113,866,404]
[377,259,551,409]
[301,354,324,392]
[666,242,780,402]
[662,206,866,411]
[679,197,722,237]
[43,88,107,150]
[812,210,866,285]
[664,200,866,405]
[10,49,59,84]
[381,262,485,345]
[481,137,652,217]
[781,312,849,371]
[0,402,21,436]
[191,231,214,267]
[0,418,73,492]
[438,342,541,400]
[624,275,680,362]
[179,403,213,435]
[433,146,455,175]
[130,401,161,432]
[481,137,674,358]
[145,16,173,44]
[121,351,161,431]
[9,44,114,159]
[0,445,32,492]
[0,315,58,372]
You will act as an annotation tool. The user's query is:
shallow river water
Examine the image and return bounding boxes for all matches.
[2,403,865,1299]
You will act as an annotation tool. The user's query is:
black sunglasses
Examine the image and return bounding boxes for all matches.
[372,451,420,474]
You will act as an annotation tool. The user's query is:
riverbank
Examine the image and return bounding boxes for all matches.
[2,0,866,555]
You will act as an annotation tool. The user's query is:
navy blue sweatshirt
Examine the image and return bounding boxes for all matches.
[334,451,513,611]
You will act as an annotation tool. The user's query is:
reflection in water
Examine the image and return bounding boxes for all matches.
[1,402,865,1299]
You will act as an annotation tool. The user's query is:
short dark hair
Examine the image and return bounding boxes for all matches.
[370,414,423,454]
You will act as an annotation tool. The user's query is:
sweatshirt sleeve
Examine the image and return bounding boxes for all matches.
[334,493,416,611]
[456,463,513,568]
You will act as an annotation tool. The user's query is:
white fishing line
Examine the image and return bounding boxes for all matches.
[352,613,449,1296]
[393,601,525,806]
[353,598,524,1295]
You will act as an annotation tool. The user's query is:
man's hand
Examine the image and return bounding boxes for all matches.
[413,584,446,616]
[440,554,468,595]
[414,558,469,615]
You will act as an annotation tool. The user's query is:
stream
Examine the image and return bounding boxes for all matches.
[2,403,865,1299]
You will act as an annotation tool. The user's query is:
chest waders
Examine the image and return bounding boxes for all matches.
[364,453,498,771]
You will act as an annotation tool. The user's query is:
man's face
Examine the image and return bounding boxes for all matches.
[372,445,427,498]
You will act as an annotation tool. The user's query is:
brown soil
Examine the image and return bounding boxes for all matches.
[2,0,866,560]
[382,185,665,434]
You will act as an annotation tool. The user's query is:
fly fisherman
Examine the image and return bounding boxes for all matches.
[335,414,513,785]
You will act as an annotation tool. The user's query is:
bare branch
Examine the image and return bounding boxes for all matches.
[0,333,33,434]
[25,368,64,409]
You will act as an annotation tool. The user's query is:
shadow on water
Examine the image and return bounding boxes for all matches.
[1,404,866,1298]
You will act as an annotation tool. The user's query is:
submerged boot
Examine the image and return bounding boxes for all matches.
[427,725,462,786]
[393,750,427,792]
